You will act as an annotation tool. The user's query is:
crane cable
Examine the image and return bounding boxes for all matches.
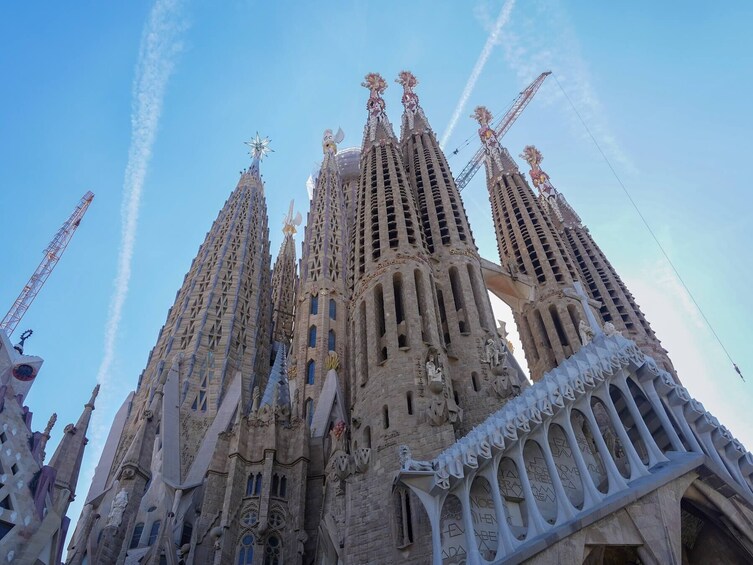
[552,73,744,382]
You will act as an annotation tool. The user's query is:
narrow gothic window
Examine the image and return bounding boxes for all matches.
[237,533,254,565]
[383,405,390,429]
[394,487,415,548]
[129,523,144,549]
[308,325,317,348]
[364,426,372,449]
[406,391,413,415]
[246,475,254,496]
[148,520,161,546]
[472,372,479,392]
[271,474,279,495]
[306,360,315,385]
[310,295,318,315]
[328,329,336,351]
[264,535,282,565]
[279,476,287,498]
[254,473,262,495]
[329,298,336,320]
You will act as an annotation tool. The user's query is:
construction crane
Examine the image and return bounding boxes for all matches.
[1,191,94,338]
[453,71,551,191]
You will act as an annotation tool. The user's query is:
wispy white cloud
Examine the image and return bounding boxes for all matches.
[492,0,636,173]
[97,0,186,391]
[440,0,516,149]
[70,0,187,530]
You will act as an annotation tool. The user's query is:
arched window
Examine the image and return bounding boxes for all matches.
[383,405,390,429]
[254,473,262,495]
[129,523,144,549]
[264,534,282,565]
[328,329,336,351]
[329,298,336,320]
[237,533,254,565]
[271,474,279,495]
[306,398,314,426]
[306,360,315,385]
[406,391,413,415]
[310,295,318,315]
[246,475,255,496]
[308,325,317,348]
[279,476,287,498]
[148,520,161,546]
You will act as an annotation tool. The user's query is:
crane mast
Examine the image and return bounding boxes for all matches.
[1,191,94,337]
[455,71,551,191]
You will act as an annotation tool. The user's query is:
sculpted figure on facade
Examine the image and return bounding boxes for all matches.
[251,385,261,414]
[603,321,622,337]
[398,445,434,472]
[106,489,128,528]
[579,319,595,345]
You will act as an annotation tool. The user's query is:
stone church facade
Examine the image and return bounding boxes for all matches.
[66,72,753,564]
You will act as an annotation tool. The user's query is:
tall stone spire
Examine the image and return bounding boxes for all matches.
[344,73,460,564]
[521,145,677,377]
[398,72,526,431]
[291,128,349,423]
[48,384,99,506]
[79,139,273,564]
[271,200,300,344]
[474,106,593,380]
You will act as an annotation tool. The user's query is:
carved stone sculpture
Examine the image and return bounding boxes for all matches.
[579,320,595,345]
[106,489,128,528]
[398,445,434,472]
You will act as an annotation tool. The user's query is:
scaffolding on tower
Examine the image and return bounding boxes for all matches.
[454,71,551,191]
[1,191,94,338]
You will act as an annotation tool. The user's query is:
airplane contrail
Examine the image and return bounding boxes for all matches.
[440,0,516,149]
[97,0,185,389]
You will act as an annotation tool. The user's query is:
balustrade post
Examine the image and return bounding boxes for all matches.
[555,409,602,507]
[578,397,629,494]
[457,477,483,565]
[532,427,576,524]
[593,389,651,481]
[613,376,669,467]
[480,461,516,557]
[640,380,685,452]
[510,443,550,536]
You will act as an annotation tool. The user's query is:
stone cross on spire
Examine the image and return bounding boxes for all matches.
[396,70,428,131]
[472,106,506,173]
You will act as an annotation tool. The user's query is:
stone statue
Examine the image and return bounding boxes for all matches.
[106,489,128,528]
[579,320,595,345]
[426,354,444,393]
[603,321,621,337]
[330,420,347,455]
[251,386,261,413]
[398,445,434,472]
[485,338,505,367]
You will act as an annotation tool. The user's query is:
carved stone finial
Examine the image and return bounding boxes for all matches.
[472,106,493,127]
[325,351,340,370]
[87,384,100,408]
[362,72,388,100]
[396,70,426,130]
[44,413,57,436]
[323,128,344,155]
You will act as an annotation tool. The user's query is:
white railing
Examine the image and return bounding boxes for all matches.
[396,333,753,565]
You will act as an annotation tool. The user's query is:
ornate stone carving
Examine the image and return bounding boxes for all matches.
[398,445,434,472]
[579,319,595,345]
[603,321,622,337]
[105,489,128,528]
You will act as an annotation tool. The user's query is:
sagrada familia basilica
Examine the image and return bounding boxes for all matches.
[3,70,753,564]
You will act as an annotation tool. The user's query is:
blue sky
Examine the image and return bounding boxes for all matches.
[2,0,751,537]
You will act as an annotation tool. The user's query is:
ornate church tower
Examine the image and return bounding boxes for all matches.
[474,107,594,381]
[270,201,300,344]
[291,129,349,417]
[520,145,677,376]
[397,71,526,432]
[67,137,274,564]
[342,73,460,564]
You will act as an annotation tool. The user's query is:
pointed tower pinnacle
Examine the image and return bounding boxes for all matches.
[361,72,395,145]
[396,70,430,134]
[473,106,513,177]
[244,132,273,185]
[520,145,581,226]
[271,200,299,343]
[48,384,99,503]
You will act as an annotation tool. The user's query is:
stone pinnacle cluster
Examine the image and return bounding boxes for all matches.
[64,72,753,565]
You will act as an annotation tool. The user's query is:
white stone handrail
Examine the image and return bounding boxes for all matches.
[396,333,753,565]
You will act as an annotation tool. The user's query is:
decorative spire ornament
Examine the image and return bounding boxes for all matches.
[362,72,392,142]
[396,70,428,131]
[472,106,505,173]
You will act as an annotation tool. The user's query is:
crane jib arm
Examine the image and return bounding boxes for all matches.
[456,71,551,191]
